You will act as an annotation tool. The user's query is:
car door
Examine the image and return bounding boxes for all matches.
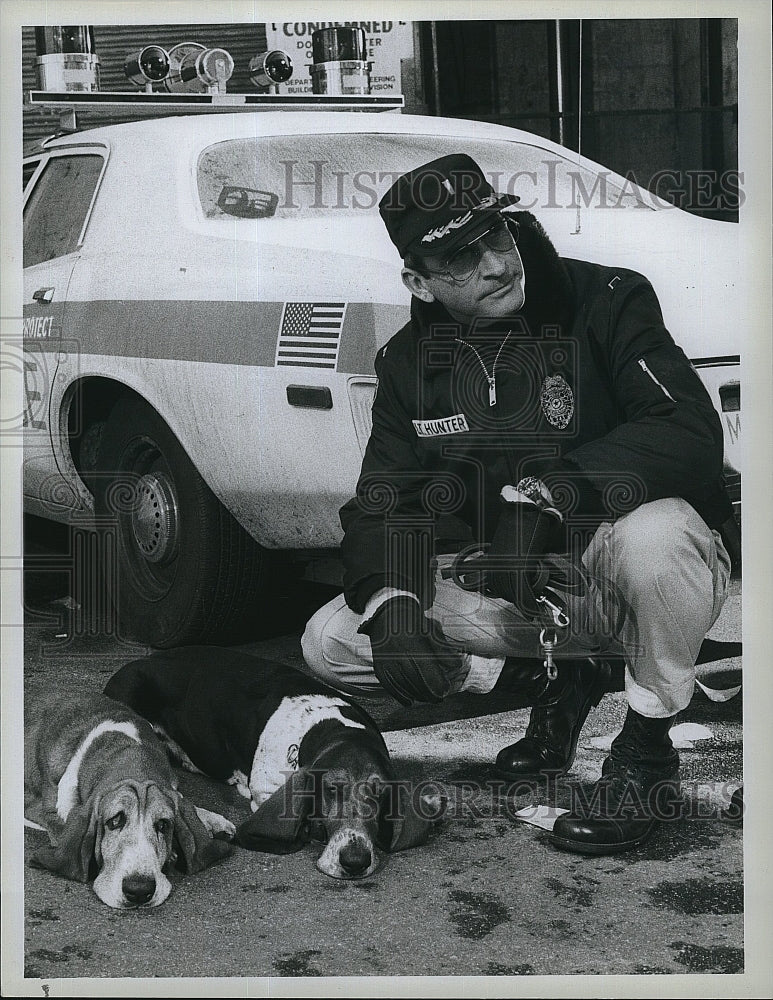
[23,148,106,511]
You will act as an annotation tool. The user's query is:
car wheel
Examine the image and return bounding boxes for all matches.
[93,395,267,647]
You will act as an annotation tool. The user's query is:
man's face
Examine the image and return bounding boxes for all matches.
[402,229,526,325]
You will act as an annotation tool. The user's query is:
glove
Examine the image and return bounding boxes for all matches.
[487,496,564,618]
[358,596,461,706]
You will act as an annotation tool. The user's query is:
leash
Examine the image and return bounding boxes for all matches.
[441,547,578,685]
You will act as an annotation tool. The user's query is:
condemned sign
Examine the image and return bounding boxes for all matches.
[264,21,413,95]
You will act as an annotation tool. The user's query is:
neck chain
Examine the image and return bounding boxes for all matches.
[455,331,512,406]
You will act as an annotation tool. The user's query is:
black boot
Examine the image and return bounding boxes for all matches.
[549,707,681,855]
[494,658,612,780]
[491,656,550,699]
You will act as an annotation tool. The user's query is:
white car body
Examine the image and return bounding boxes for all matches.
[22,107,740,640]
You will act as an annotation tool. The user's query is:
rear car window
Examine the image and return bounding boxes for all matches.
[23,154,104,267]
[196,133,647,221]
[23,160,39,191]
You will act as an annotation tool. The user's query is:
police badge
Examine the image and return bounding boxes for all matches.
[540,373,574,429]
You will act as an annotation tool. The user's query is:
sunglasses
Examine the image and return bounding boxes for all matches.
[421,218,519,284]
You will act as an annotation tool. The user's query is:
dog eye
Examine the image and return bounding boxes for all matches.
[105,811,125,831]
[322,780,340,800]
[307,820,329,844]
[154,818,172,836]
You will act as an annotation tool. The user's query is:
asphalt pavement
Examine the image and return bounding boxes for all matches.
[7,516,752,996]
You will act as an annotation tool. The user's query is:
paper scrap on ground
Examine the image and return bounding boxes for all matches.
[585,733,615,752]
[667,722,714,748]
[587,722,715,752]
[696,678,742,702]
[514,804,569,831]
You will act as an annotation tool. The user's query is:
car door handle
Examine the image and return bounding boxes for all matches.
[286,385,333,409]
[719,381,740,412]
[32,287,55,304]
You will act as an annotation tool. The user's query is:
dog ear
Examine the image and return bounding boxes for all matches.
[378,782,445,853]
[234,769,313,854]
[105,652,217,716]
[170,796,233,875]
[29,802,100,883]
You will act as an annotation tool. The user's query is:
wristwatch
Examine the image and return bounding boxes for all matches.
[517,476,550,503]
[501,476,554,507]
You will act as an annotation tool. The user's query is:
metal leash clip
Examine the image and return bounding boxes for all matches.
[536,590,569,682]
[539,628,559,681]
[535,592,570,628]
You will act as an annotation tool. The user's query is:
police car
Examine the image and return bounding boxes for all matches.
[22,92,741,646]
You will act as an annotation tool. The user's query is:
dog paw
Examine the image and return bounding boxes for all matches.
[194,806,236,841]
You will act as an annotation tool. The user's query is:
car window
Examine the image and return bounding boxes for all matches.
[23,154,104,267]
[197,133,650,221]
[23,160,40,192]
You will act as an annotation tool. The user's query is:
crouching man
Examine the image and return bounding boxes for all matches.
[302,154,733,855]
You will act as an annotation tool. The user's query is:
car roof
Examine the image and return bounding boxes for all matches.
[26,109,668,210]
[30,109,545,144]
[24,109,622,180]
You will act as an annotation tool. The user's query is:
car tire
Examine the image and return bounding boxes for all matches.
[93,395,267,648]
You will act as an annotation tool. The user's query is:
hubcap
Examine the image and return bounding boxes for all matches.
[131,472,178,564]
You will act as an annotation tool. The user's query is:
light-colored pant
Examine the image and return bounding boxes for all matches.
[302,499,731,718]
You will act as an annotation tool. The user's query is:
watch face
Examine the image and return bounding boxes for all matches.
[515,476,544,501]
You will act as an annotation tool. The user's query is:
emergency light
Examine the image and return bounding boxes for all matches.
[249,50,294,89]
[26,28,404,130]
[124,46,171,90]
[310,27,371,96]
[34,25,100,92]
[164,42,234,95]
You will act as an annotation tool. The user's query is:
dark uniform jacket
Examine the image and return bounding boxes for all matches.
[340,212,733,613]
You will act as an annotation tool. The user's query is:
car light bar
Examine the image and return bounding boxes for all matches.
[26,91,403,110]
[25,90,404,129]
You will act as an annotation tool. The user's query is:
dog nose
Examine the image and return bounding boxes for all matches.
[122,874,156,906]
[339,842,372,877]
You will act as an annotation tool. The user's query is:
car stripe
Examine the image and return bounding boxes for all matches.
[60,299,282,366]
[22,298,738,382]
[338,300,379,375]
[47,299,386,374]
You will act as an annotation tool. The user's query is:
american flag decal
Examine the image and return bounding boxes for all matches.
[276,302,346,368]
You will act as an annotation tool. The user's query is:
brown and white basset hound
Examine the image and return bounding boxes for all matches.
[104,646,442,879]
[24,691,234,908]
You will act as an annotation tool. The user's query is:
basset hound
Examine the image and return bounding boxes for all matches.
[24,691,234,908]
[104,646,441,879]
